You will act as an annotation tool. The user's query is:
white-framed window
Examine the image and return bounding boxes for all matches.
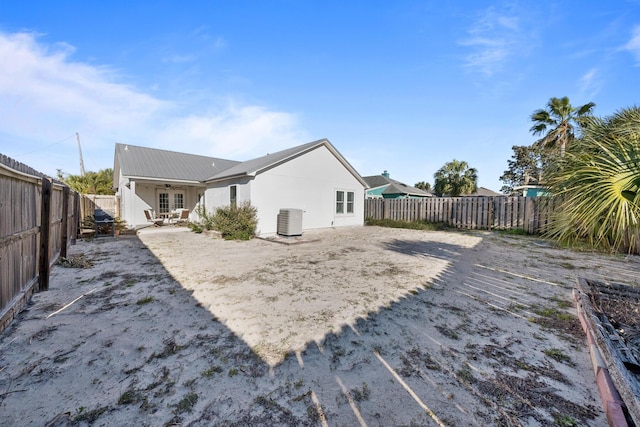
[347,191,354,214]
[230,185,237,208]
[336,191,344,214]
[336,190,355,214]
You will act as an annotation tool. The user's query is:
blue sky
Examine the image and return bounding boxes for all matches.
[1,1,639,191]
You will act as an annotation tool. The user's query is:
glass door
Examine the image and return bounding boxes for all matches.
[157,190,185,215]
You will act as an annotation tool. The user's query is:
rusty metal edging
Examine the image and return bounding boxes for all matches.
[574,277,638,427]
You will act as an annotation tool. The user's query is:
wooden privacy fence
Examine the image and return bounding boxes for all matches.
[80,194,120,220]
[0,155,80,332]
[365,196,557,234]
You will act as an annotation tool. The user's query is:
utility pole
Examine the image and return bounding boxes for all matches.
[76,132,86,176]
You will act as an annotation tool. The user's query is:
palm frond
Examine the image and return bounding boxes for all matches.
[544,106,640,253]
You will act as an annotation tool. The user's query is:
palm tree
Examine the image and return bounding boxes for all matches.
[433,160,478,196]
[530,96,595,157]
[62,168,115,194]
[414,181,431,191]
[544,106,640,254]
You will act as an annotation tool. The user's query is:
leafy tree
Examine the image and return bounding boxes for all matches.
[544,106,640,254]
[499,145,550,194]
[530,96,595,157]
[414,181,431,191]
[60,168,115,195]
[433,160,478,196]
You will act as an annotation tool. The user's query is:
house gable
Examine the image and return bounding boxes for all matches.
[204,139,368,188]
[247,144,366,234]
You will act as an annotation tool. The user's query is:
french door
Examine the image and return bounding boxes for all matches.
[157,190,185,215]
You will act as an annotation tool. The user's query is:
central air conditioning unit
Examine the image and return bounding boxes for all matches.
[277,208,303,236]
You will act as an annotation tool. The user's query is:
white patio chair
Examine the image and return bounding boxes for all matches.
[173,209,190,225]
[144,209,164,226]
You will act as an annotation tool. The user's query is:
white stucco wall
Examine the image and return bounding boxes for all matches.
[203,177,252,216]
[117,181,161,228]
[117,171,203,228]
[206,145,364,235]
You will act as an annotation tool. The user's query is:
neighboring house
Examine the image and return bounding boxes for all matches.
[465,187,501,197]
[363,171,432,199]
[113,139,367,235]
[512,185,548,197]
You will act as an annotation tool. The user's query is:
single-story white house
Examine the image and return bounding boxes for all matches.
[113,139,367,235]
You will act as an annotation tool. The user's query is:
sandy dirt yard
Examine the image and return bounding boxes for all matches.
[1,225,639,426]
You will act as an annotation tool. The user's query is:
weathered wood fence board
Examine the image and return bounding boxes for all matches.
[365,196,552,234]
[80,194,120,220]
[0,154,79,332]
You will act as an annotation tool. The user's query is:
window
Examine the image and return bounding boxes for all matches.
[336,190,355,214]
[347,191,354,214]
[230,185,237,208]
[336,191,344,214]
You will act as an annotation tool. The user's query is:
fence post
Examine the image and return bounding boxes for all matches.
[38,178,52,292]
[60,186,69,258]
[488,197,495,230]
[71,191,80,244]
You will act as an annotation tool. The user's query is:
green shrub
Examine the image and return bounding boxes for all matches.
[188,222,204,233]
[195,205,215,231]
[189,205,214,233]
[212,202,258,240]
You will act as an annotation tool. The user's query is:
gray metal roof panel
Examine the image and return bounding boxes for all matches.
[204,139,328,181]
[115,143,240,181]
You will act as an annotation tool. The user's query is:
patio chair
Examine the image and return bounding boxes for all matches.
[144,209,164,226]
[173,209,190,225]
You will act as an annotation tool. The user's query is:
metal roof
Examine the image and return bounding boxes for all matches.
[115,139,367,187]
[114,143,240,182]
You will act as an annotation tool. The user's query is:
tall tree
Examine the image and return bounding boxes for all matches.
[61,168,115,194]
[499,145,550,194]
[530,96,595,157]
[433,160,478,196]
[414,181,431,191]
[544,106,640,254]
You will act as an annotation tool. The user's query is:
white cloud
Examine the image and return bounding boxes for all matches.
[0,32,168,141]
[623,25,640,64]
[157,103,307,159]
[459,6,529,76]
[578,68,601,98]
[0,31,306,175]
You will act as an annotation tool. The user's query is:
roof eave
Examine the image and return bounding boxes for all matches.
[204,172,254,184]
[125,175,205,185]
